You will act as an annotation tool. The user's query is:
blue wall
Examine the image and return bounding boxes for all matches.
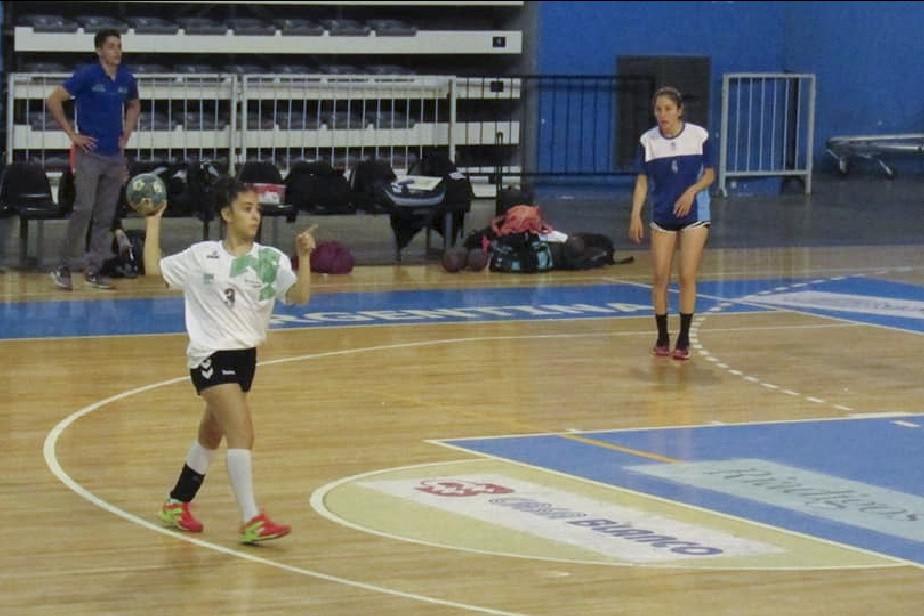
[539,1,786,144]
[539,1,924,170]
[784,2,924,164]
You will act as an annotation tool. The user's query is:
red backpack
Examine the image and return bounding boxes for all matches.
[491,204,553,236]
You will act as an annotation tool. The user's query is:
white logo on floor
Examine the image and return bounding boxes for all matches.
[360,474,781,563]
[741,290,924,319]
[630,459,924,541]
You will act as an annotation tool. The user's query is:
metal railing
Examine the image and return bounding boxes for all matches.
[239,74,453,173]
[7,72,657,187]
[718,72,816,195]
[7,72,237,170]
[455,75,655,186]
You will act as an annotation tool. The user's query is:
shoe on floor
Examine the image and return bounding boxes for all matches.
[158,499,204,533]
[85,271,114,290]
[50,265,73,290]
[652,340,671,357]
[240,511,291,544]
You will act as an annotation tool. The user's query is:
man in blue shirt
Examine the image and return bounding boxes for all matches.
[48,28,140,290]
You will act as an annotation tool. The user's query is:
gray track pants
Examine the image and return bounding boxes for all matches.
[59,149,125,273]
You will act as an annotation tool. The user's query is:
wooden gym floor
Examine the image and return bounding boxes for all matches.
[2,180,924,614]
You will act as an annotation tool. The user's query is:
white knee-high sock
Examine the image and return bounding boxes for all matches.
[186,441,217,475]
[226,448,260,522]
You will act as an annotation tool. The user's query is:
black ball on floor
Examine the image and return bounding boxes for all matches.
[442,248,468,273]
[467,248,489,271]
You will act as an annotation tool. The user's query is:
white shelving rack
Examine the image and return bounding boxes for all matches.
[14,28,522,55]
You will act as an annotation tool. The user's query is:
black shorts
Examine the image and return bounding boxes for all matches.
[650,220,711,233]
[190,348,257,395]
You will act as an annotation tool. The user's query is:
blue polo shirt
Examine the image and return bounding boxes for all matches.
[63,63,138,157]
[635,122,713,226]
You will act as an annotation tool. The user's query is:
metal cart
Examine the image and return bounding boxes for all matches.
[826,133,924,178]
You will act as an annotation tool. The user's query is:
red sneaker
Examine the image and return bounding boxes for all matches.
[652,341,671,357]
[158,499,204,533]
[240,511,291,544]
[672,345,691,361]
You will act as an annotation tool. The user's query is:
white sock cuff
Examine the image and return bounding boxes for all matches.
[226,449,259,521]
[226,448,252,463]
[186,441,217,475]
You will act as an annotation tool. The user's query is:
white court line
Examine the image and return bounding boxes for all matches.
[419,443,915,571]
[6,262,922,304]
[597,263,922,282]
[3,275,871,344]
[311,458,904,572]
[0,297,768,343]
[43,390,523,615]
[604,274,924,340]
[42,342,564,616]
[43,324,905,610]
[611,271,924,413]
[443,412,924,442]
[849,412,916,419]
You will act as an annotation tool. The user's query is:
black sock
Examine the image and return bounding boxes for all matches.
[677,313,693,348]
[169,464,206,502]
[655,313,669,346]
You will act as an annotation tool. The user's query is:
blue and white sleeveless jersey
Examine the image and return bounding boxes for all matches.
[636,123,713,226]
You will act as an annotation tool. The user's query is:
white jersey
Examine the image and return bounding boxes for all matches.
[160,241,297,368]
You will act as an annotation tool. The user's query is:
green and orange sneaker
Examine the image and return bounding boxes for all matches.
[158,499,204,533]
[240,511,291,544]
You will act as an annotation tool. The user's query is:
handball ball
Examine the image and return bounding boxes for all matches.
[467,248,489,271]
[126,173,166,216]
[442,248,468,273]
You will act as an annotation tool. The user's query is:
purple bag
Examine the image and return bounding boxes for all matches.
[308,240,354,274]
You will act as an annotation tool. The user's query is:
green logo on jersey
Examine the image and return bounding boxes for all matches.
[230,248,280,300]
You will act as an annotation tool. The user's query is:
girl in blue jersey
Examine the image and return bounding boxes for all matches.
[628,86,715,360]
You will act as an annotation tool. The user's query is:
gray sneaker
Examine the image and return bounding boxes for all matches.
[84,271,114,290]
[51,266,73,290]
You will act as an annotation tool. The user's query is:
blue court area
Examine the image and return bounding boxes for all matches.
[3,275,924,339]
[443,415,924,565]
[0,281,744,339]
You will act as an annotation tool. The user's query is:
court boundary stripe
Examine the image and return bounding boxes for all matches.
[52,329,842,613]
[310,458,899,571]
[6,262,918,303]
[439,412,924,442]
[611,272,924,414]
[2,312,858,344]
[426,443,920,571]
[42,330,921,613]
[11,270,916,342]
[41,348,560,616]
[606,274,924,339]
[688,270,924,411]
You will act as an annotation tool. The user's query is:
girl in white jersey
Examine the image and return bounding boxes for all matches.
[144,176,316,543]
[628,86,715,360]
